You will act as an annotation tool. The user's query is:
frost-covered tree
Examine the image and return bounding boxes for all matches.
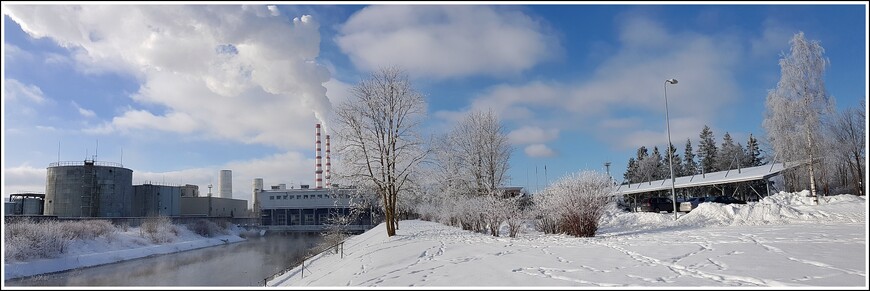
[623,157,638,183]
[650,146,666,180]
[333,66,428,236]
[763,32,835,204]
[533,171,614,237]
[443,110,512,196]
[743,134,764,167]
[697,125,718,174]
[683,138,699,175]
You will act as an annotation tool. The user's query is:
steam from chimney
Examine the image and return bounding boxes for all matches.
[315,123,323,189]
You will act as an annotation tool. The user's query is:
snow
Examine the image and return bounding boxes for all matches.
[3,223,245,280]
[270,191,867,287]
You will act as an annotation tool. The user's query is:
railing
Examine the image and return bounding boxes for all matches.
[262,239,346,286]
[48,160,124,168]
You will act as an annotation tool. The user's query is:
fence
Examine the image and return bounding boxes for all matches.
[262,239,346,286]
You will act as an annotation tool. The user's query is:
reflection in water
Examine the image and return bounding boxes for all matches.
[6,233,323,287]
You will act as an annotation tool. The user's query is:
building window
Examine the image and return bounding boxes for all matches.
[270,196,274,200]
[303,195,309,199]
[317,195,323,199]
[289,195,294,199]
[283,195,288,199]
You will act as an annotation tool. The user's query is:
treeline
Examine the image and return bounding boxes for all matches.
[622,125,764,184]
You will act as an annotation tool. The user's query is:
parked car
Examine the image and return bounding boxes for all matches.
[679,196,715,212]
[638,197,675,213]
[710,196,747,205]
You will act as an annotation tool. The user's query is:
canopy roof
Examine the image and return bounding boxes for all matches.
[614,163,791,196]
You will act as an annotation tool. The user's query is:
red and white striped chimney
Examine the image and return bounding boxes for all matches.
[325,134,331,188]
[315,123,323,189]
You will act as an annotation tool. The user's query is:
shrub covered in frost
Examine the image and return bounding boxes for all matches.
[140,216,178,243]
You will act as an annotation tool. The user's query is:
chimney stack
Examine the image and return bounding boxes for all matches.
[315,124,323,189]
[325,134,331,188]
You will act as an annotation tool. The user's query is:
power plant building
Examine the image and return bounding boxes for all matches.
[5,193,45,215]
[133,184,181,217]
[218,170,232,199]
[45,160,134,217]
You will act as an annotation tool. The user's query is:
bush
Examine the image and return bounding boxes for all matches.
[64,220,116,240]
[534,170,614,237]
[140,216,178,243]
[187,219,225,237]
[5,219,72,261]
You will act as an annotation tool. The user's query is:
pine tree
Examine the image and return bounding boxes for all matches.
[665,143,683,177]
[683,138,698,175]
[717,132,740,171]
[624,157,637,183]
[698,125,718,174]
[651,146,665,180]
[744,134,764,167]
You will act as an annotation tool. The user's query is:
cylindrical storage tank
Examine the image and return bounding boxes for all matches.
[4,202,16,215]
[45,161,133,217]
[219,170,232,199]
[22,198,43,215]
[253,178,263,214]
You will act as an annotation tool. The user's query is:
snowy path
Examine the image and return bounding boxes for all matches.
[271,220,865,287]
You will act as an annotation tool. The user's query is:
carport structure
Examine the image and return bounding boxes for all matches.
[614,162,796,211]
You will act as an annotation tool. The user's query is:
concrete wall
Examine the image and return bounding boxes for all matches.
[180,196,247,218]
[133,184,181,217]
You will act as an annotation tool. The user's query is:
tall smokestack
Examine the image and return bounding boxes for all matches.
[315,124,323,189]
[325,134,331,188]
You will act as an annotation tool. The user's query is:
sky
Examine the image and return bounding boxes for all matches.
[2,2,868,206]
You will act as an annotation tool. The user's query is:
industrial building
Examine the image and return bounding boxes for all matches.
[180,196,248,218]
[4,193,45,215]
[133,184,181,217]
[45,160,134,217]
[256,124,377,232]
[181,184,199,197]
[218,170,233,199]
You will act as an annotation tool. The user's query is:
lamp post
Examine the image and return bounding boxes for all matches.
[664,78,678,220]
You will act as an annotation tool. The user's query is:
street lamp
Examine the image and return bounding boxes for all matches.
[664,78,678,220]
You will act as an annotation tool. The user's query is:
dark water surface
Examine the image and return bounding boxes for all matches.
[5,233,322,287]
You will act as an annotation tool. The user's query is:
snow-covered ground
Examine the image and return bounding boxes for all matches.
[3,223,246,280]
[270,191,867,287]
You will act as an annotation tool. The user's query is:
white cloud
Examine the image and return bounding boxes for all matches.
[524,144,557,158]
[72,101,96,118]
[507,126,559,145]
[3,165,47,195]
[4,79,48,104]
[750,18,793,58]
[4,5,334,150]
[336,6,559,79]
[439,15,744,151]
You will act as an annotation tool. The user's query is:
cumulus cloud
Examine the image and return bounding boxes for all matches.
[3,165,47,195]
[507,126,559,145]
[524,144,557,158]
[336,5,559,79]
[438,15,743,150]
[5,78,48,104]
[3,5,333,149]
[750,18,793,58]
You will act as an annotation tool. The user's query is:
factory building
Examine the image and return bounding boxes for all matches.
[132,184,181,217]
[45,160,134,217]
[218,170,232,199]
[180,196,248,218]
[256,124,377,232]
[181,184,200,197]
[4,193,45,215]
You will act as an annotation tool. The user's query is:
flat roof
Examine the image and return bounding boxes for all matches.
[614,163,791,196]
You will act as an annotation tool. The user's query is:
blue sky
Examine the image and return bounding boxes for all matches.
[2,3,867,204]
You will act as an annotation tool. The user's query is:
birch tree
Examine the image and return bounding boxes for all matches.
[444,110,513,195]
[763,31,834,204]
[334,67,428,236]
[827,102,865,195]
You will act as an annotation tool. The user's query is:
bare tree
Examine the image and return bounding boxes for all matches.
[763,31,834,204]
[333,67,428,237]
[827,101,865,195]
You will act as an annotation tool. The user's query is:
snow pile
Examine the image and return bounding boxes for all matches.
[673,191,866,227]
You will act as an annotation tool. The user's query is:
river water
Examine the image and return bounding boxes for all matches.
[5,233,323,287]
